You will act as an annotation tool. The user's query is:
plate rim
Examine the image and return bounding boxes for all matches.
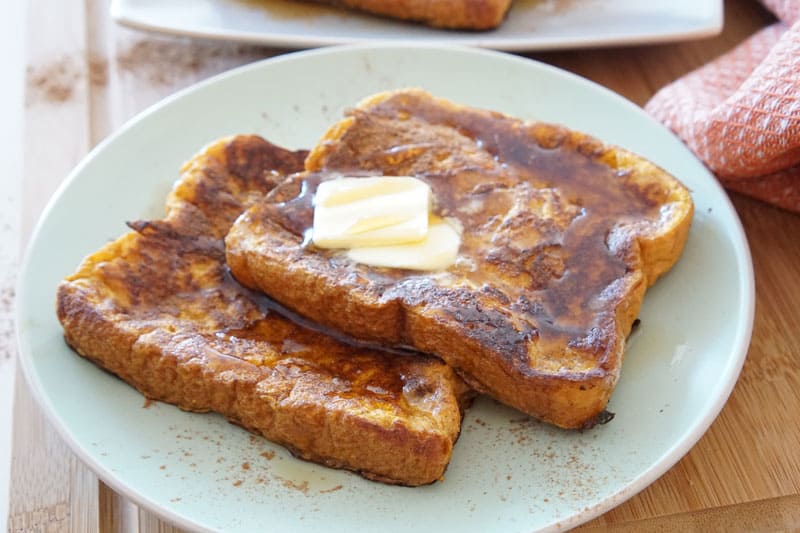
[15,42,754,532]
[109,0,724,52]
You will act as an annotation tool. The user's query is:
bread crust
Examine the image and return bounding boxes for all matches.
[308,0,513,29]
[57,135,471,486]
[225,90,695,429]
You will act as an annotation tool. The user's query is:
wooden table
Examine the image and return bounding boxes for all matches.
[8,0,800,531]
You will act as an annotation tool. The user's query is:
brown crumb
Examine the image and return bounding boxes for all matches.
[159,465,166,470]
[232,480,243,487]
[319,485,343,494]
[242,462,250,471]
[142,398,154,408]
[115,38,265,87]
[88,56,108,87]
[281,478,309,494]
[26,57,81,104]
[260,450,276,460]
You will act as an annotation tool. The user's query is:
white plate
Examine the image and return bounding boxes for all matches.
[17,45,753,532]
[111,0,723,51]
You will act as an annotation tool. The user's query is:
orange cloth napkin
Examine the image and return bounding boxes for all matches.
[645,1,800,212]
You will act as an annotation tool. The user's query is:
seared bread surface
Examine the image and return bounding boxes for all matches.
[225,90,694,429]
[57,135,471,486]
[308,0,513,29]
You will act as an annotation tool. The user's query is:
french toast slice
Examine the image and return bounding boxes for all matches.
[225,89,694,429]
[306,0,512,30]
[56,135,472,486]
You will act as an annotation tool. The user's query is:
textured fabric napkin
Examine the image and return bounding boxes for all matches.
[646,0,800,212]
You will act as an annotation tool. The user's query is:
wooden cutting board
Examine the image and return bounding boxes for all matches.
[7,0,800,531]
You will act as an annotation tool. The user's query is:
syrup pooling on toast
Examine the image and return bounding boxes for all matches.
[224,90,694,427]
[261,92,672,373]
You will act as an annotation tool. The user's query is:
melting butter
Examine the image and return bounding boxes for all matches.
[312,176,431,248]
[346,219,461,271]
[317,177,420,207]
[312,176,462,270]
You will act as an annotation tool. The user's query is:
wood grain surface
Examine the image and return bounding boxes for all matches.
[7,0,800,532]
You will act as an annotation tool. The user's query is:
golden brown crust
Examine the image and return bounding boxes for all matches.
[225,90,694,429]
[56,135,471,486]
[308,0,512,29]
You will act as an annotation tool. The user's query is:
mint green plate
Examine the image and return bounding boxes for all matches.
[17,44,753,532]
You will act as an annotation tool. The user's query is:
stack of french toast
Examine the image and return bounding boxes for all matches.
[57,89,693,486]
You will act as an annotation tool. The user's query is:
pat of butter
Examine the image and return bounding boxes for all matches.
[346,219,461,271]
[312,177,431,248]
